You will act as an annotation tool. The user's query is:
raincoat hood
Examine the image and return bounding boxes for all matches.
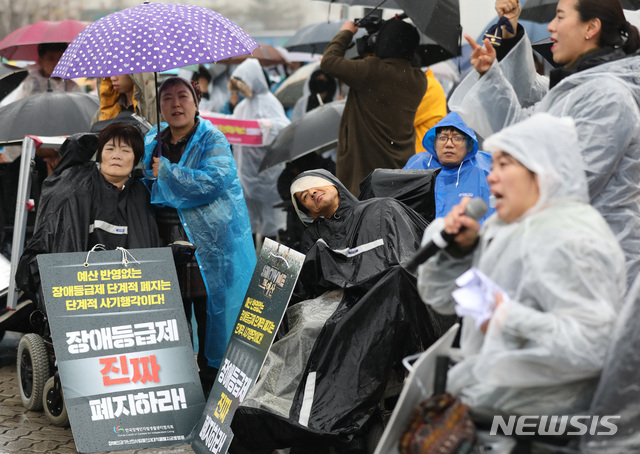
[483,113,589,213]
[230,57,290,237]
[422,111,479,166]
[230,58,270,97]
[406,112,492,222]
[290,169,358,226]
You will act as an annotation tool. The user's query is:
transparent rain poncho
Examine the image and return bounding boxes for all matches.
[231,58,291,237]
[417,113,627,415]
[449,33,640,284]
[582,273,640,453]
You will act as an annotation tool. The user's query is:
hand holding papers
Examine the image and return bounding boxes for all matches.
[452,267,509,329]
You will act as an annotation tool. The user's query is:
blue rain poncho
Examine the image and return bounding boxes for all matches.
[417,113,626,416]
[142,118,257,368]
[448,32,640,284]
[404,111,493,223]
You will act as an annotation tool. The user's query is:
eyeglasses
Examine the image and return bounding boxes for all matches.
[435,134,466,145]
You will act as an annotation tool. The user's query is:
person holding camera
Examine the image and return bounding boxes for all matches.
[321,18,427,197]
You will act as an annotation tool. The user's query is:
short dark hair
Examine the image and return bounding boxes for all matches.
[435,126,473,151]
[192,65,212,84]
[436,126,464,136]
[96,123,145,167]
[37,42,69,58]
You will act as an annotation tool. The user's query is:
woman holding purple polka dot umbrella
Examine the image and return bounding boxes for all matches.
[141,76,255,395]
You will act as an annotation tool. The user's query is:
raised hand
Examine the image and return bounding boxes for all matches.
[495,0,521,39]
[465,34,497,76]
[341,20,358,34]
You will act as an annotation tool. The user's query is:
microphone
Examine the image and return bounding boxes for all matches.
[405,198,488,273]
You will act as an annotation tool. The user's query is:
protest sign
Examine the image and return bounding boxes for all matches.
[38,247,206,453]
[192,238,305,454]
[200,113,264,146]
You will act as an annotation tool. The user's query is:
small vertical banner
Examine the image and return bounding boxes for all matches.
[38,248,206,453]
[191,238,305,454]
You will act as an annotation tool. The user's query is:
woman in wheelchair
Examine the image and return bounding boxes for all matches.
[417,113,626,418]
[16,123,161,297]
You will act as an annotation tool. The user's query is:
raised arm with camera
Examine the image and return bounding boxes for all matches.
[320,17,427,196]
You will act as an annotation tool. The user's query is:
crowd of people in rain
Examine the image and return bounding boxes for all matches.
[3,0,640,452]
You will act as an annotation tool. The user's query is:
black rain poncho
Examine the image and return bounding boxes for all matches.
[231,169,454,449]
[16,133,161,294]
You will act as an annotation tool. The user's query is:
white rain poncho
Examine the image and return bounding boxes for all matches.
[449,33,640,284]
[231,58,290,237]
[417,113,626,415]
[582,274,640,453]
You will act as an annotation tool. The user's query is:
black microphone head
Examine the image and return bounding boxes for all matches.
[464,198,489,221]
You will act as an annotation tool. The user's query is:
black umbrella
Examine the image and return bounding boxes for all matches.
[342,25,457,66]
[274,61,322,108]
[284,21,366,55]
[314,0,461,59]
[521,0,640,23]
[0,70,28,101]
[0,63,21,79]
[259,99,345,172]
[0,91,99,141]
[531,36,561,68]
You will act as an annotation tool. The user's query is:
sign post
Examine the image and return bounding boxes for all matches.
[38,247,206,453]
[192,239,305,454]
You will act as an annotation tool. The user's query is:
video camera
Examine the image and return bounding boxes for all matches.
[354,16,384,57]
[354,13,409,57]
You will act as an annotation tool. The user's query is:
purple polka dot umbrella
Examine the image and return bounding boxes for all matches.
[51,1,259,78]
[51,1,259,159]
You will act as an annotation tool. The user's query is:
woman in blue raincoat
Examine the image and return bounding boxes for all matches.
[141,76,256,392]
[404,111,494,223]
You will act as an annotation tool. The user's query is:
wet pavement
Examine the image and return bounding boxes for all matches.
[0,330,196,454]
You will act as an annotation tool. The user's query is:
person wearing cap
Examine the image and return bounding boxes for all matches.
[417,113,625,437]
[289,168,432,284]
[321,18,427,196]
[229,169,453,449]
[141,76,256,395]
[404,111,494,223]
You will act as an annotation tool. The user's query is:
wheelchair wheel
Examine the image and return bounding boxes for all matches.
[17,333,50,411]
[43,375,69,427]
